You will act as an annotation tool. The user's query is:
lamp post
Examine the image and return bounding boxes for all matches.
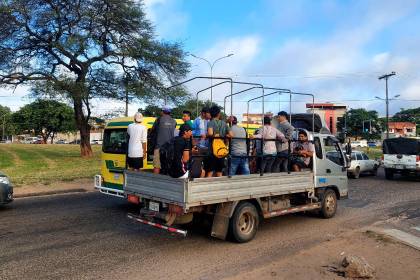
[378,72,396,139]
[191,53,234,102]
[375,94,400,138]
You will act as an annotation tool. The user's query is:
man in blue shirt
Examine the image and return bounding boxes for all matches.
[192,107,210,149]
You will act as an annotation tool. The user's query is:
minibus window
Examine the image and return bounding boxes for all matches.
[103,129,127,154]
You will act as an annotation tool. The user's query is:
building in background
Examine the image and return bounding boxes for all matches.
[242,112,274,125]
[306,103,347,135]
[387,122,416,137]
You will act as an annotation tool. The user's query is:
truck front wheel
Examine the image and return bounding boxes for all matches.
[230,202,259,243]
[320,189,337,219]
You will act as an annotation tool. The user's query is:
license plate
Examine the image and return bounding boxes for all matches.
[149,201,159,212]
[396,165,404,169]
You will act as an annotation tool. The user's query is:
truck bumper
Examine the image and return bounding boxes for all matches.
[94,175,124,198]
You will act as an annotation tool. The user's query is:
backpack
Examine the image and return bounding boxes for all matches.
[212,120,228,158]
[148,117,160,152]
[159,138,185,178]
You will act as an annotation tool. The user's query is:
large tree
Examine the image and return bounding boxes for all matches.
[0,105,16,140]
[337,108,382,139]
[0,0,189,156]
[13,99,76,143]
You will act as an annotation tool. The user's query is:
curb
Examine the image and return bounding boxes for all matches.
[14,188,92,199]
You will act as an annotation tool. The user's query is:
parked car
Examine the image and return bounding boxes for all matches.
[367,141,377,147]
[55,139,68,144]
[351,140,368,148]
[0,172,13,205]
[69,139,81,144]
[90,139,103,145]
[348,151,379,178]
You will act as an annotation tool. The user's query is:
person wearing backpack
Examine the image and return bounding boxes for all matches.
[150,107,177,174]
[159,124,201,178]
[227,116,250,176]
[205,106,233,177]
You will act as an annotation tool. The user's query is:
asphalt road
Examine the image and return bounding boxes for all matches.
[1,169,419,280]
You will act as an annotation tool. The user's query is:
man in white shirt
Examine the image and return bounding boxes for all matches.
[127,112,147,171]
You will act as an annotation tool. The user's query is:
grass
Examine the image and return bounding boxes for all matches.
[356,147,383,159]
[0,144,101,187]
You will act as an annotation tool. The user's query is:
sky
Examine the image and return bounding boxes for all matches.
[1,0,420,119]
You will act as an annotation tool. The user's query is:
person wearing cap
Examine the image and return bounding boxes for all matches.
[227,115,250,176]
[272,111,294,172]
[170,124,202,178]
[151,106,177,174]
[127,112,147,171]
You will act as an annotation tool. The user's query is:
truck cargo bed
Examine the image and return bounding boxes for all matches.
[124,171,314,209]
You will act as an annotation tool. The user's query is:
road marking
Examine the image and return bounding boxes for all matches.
[381,229,420,251]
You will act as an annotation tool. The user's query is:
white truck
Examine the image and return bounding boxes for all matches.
[383,137,420,180]
[124,131,349,242]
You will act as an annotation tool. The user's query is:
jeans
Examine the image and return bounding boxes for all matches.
[260,154,276,173]
[272,151,289,172]
[229,157,250,176]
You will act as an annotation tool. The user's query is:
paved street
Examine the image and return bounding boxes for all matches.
[1,170,419,280]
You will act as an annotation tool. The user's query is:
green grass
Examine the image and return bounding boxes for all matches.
[0,144,101,187]
[357,147,383,159]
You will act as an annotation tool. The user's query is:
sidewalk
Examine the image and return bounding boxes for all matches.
[13,178,95,198]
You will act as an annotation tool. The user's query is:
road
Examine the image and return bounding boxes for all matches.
[1,170,419,280]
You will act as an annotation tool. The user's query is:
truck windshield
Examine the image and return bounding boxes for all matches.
[383,138,419,155]
[102,129,127,154]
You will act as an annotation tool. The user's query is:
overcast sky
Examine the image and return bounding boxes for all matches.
[1,0,420,118]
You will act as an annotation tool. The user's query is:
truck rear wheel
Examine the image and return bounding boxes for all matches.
[230,202,259,243]
[385,168,394,180]
[320,189,337,219]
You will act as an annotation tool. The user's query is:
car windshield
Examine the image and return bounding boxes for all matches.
[102,129,127,154]
[383,138,419,155]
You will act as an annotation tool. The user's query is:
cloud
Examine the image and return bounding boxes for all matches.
[142,0,189,40]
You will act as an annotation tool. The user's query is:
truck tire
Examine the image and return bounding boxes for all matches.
[230,202,259,243]
[320,189,337,219]
[385,168,394,180]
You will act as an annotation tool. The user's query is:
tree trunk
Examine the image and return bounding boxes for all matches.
[50,132,55,144]
[72,93,93,157]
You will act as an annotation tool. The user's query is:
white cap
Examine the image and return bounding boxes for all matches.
[134,112,143,123]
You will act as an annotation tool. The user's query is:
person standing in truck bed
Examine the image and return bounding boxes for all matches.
[151,107,177,174]
[127,112,147,171]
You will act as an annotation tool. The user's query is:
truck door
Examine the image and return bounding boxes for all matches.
[314,136,348,190]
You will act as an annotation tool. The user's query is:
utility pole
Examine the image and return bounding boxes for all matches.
[378,72,396,139]
[191,53,234,102]
[2,115,5,141]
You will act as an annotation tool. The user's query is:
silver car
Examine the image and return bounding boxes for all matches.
[348,151,379,178]
[0,172,13,205]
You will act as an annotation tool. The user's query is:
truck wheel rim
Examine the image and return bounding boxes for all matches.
[238,212,254,235]
[325,195,335,212]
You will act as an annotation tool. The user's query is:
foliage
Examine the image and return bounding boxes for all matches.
[138,99,224,119]
[0,0,189,156]
[0,105,16,139]
[12,100,76,143]
[392,107,420,135]
[337,108,382,139]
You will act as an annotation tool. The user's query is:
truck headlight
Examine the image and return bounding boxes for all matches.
[0,176,10,185]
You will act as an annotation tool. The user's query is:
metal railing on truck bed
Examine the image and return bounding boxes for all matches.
[124,170,314,210]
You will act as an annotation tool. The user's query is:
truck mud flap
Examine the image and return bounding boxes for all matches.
[127,213,188,237]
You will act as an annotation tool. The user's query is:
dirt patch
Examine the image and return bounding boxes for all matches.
[227,230,420,280]
[13,178,95,197]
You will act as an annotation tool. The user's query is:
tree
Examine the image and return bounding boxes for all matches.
[0,105,15,140]
[392,107,420,136]
[13,100,76,143]
[138,99,224,119]
[0,0,189,156]
[337,108,382,139]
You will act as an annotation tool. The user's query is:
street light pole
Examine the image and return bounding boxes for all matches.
[191,53,234,103]
[378,72,396,139]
